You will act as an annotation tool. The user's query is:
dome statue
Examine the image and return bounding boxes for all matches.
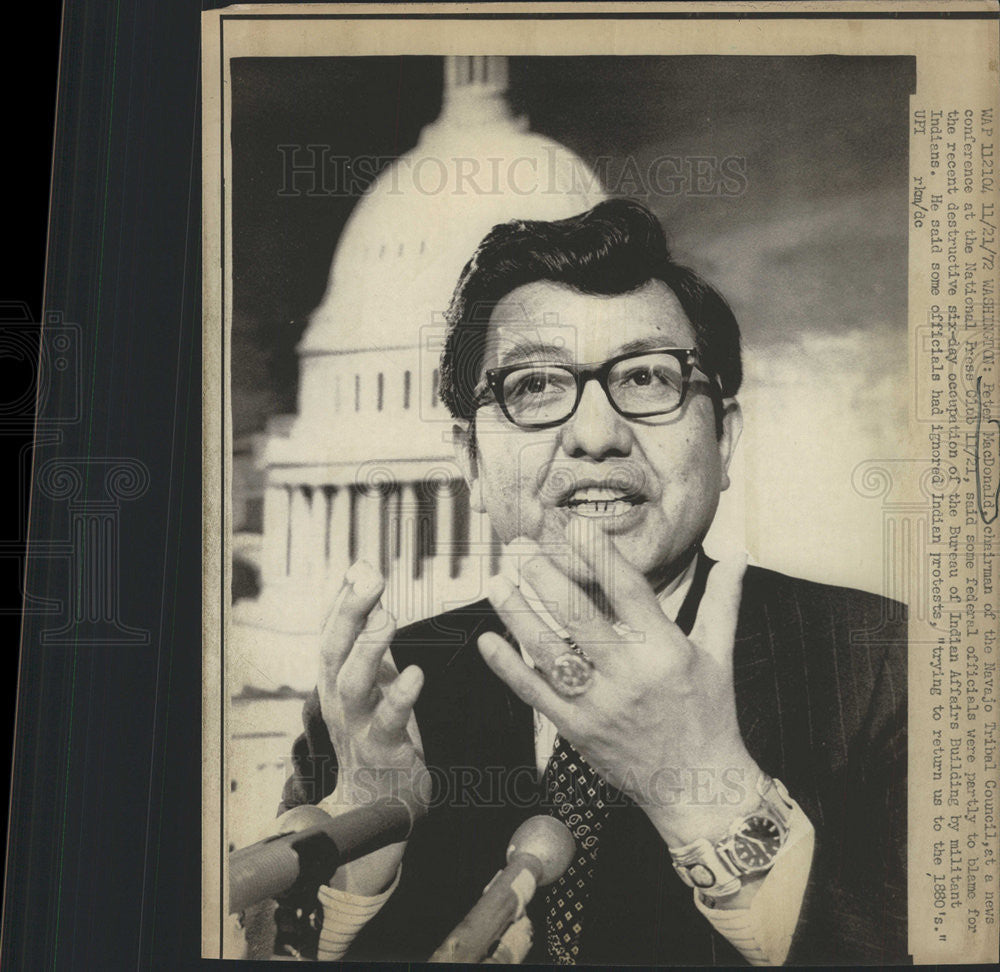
[233,56,606,691]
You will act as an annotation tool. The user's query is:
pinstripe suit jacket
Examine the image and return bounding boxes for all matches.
[279,560,908,965]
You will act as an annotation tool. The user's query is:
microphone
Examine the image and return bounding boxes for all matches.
[228,789,425,915]
[428,815,575,964]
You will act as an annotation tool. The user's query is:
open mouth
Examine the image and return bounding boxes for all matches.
[562,486,642,518]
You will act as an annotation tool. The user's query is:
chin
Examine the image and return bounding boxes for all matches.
[534,536,595,584]
[608,535,692,593]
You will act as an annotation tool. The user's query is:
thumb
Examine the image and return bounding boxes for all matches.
[689,552,747,670]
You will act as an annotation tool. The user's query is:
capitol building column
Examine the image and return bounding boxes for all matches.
[431,480,457,599]
[387,482,423,622]
[355,484,383,574]
[327,485,352,588]
[287,486,313,583]
[384,483,402,602]
[307,485,330,580]
[260,482,289,584]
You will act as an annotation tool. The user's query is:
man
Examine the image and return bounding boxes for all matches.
[272,199,907,964]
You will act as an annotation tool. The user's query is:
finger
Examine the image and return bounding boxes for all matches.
[375,643,401,687]
[318,568,352,630]
[369,665,423,745]
[485,572,581,674]
[318,558,385,631]
[318,560,386,689]
[566,518,674,637]
[516,550,621,667]
[477,632,575,728]
[689,551,748,669]
[337,608,398,715]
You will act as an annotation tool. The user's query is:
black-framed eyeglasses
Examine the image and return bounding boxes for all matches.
[476,347,714,430]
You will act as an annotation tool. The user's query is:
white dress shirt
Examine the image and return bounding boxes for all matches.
[313,556,814,964]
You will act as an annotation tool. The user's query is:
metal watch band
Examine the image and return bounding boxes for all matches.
[670,836,743,896]
[669,774,794,897]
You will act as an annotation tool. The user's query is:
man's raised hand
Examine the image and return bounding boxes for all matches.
[315,560,427,895]
[477,522,761,848]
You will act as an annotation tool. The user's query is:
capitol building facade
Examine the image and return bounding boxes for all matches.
[230,56,605,692]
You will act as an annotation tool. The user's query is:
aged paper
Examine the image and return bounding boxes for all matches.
[203,2,999,963]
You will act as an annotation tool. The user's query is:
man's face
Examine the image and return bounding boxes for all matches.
[454,279,742,591]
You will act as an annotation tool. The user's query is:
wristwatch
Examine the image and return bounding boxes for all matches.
[669,775,796,897]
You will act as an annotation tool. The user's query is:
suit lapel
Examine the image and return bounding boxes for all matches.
[683,555,777,764]
[733,571,780,770]
[401,603,537,794]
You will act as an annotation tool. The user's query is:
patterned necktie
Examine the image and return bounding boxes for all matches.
[542,735,615,964]
[537,554,708,963]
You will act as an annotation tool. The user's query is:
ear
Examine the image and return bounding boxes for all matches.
[717,398,743,492]
[452,420,485,513]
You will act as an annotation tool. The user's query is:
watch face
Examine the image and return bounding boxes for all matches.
[731,815,782,870]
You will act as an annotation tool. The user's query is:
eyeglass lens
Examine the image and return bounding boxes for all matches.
[500,351,686,426]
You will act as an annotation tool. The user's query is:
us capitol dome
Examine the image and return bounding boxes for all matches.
[232,56,605,691]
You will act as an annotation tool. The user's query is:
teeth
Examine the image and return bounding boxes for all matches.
[570,500,635,518]
[568,486,630,503]
[561,485,639,517]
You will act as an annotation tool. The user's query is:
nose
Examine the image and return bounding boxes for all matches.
[558,378,633,459]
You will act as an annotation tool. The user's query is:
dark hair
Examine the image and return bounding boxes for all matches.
[439,198,742,425]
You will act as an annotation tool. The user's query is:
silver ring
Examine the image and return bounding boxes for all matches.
[549,649,595,697]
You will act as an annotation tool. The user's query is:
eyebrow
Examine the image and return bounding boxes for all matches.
[496,335,689,369]
[614,336,689,355]
[495,342,572,368]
